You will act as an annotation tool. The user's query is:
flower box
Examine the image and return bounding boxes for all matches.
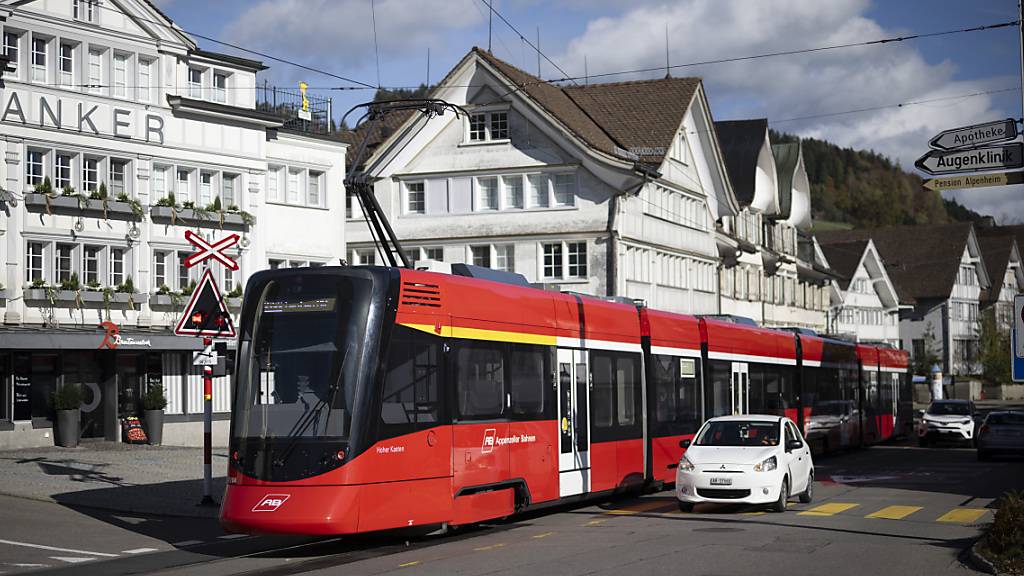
[23,193,140,221]
[226,297,243,309]
[149,206,249,230]
[150,293,184,307]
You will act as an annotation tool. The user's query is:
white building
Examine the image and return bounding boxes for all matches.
[0,0,347,449]
[818,238,901,346]
[348,48,729,313]
[976,224,1024,332]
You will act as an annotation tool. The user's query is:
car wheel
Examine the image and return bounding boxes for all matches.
[677,501,694,513]
[771,478,788,513]
[799,473,814,504]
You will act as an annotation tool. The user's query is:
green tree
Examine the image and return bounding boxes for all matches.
[912,321,942,376]
[979,313,1011,385]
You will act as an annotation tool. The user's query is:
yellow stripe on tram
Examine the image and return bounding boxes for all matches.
[797,503,860,516]
[400,323,557,346]
[936,508,989,524]
[866,505,922,520]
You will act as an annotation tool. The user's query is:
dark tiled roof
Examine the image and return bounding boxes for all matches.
[816,222,974,304]
[818,239,867,291]
[976,227,1018,304]
[772,142,800,218]
[714,119,768,206]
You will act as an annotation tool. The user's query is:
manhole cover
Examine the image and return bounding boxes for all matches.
[693,527,745,533]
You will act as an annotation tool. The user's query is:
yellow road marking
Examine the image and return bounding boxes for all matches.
[532,532,554,539]
[866,506,922,520]
[399,561,420,567]
[474,543,506,552]
[609,500,676,515]
[740,511,767,516]
[937,508,989,524]
[586,519,606,526]
[798,503,860,516]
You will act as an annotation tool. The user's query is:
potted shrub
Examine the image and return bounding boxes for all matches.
[53,384,83,448]
[142,384,168,446]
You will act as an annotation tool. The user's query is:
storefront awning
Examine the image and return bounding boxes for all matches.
[0,328,207,351]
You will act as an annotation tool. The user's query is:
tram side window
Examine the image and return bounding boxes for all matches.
[455,342,505,419]
[590,354,615,429]
[380,326,441,430]
[652,355,701,435]
[509,344,548,419]
[705,360,732,418]
[590,351,643,440]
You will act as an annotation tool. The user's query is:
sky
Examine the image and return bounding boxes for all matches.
[154,0,1024,223]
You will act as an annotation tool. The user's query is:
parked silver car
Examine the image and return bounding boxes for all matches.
[976,411,1024,461]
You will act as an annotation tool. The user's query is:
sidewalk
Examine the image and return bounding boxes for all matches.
[0,442,227,518]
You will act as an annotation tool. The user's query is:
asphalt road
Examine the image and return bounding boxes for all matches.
[1,442,1020,576]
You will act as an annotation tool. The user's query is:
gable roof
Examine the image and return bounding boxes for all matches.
[772,142,800,218]
[819,239,868,290]
[976,227,1019,304]
[816,222,977,304]
[714,119,768,206]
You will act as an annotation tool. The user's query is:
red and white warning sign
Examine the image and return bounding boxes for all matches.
[184,230,239,271]
[174,269,235,338]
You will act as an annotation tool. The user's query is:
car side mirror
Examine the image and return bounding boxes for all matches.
[680,439,691,449]
[786,440,802,452]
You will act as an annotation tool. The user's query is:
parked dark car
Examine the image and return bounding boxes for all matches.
[976,411,1024,461]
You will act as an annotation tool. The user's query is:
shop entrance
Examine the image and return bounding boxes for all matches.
[63,352,112,439]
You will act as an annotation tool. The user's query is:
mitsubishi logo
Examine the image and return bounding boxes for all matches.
[720,465,726,470]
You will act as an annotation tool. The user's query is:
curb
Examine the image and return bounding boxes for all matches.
[965,539,1000,575]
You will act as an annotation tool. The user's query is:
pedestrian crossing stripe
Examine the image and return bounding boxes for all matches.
[797,503,860,516]
[936,508,988,524]
[866,505,923,520]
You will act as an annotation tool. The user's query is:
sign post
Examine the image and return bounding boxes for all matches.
[176,232,237,507]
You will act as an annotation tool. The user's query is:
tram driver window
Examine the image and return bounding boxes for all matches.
[455,342,505,419]
[652,355,701,435]
[380,325,440,429]
[509,344,547,418]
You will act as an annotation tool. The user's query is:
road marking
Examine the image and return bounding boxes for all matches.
[474,543,506,552]
[5,564,49,568]
[586,519,605,526]
[122,548,159,554]
[0,539,118,558]
[607,500,675,515]
[49,556,96,564]
[218,534,248,540]
[399,561,420,567]
[532,532,554,539]
[866,506,923,520]
[937,508,989,524]
[797,503,860,517]
[171,540,203,547]
[740,511,767,516]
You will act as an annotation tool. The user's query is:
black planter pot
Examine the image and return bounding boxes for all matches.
[144,409,164,445]
[55,409,80,448]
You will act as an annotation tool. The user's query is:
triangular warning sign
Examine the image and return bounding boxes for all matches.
[174,269,236,338]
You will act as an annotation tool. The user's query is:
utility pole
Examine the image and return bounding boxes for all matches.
[1019,0,1023,120]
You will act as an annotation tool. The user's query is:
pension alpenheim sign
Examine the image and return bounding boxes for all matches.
[0,89,166,145]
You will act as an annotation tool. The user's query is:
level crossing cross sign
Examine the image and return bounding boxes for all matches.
[184,229,239,271]
[174,268,236,338]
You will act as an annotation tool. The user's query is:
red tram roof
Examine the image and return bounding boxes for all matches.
[702,319,797,364]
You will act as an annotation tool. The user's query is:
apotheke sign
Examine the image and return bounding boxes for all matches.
[0,88,166,145]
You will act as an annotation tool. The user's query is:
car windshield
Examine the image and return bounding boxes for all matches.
[987,413,1024,426]
[694,420,780,447]
[928,402,970,416]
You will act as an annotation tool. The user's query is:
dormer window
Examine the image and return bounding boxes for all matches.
[213,72,228,103]
[188,68,203,99]
[466,110,509,143]
[73,0,98,24]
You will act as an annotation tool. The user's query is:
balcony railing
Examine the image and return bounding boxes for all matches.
[256,82,333,135]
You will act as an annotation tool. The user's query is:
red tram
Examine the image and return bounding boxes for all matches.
[220,266,910,535]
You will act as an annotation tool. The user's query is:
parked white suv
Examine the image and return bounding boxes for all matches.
[675,415,814,513]
[917,400,975,446]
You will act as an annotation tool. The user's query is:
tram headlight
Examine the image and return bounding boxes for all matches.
[753,455,777,472]
[678,455,695,472]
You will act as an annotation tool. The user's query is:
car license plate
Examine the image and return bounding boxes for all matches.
[710,477,732,486]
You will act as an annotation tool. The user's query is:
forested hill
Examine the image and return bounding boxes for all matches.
[769,130,987,228]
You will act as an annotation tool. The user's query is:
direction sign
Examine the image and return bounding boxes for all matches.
[914,142,1023,176]
[923,171,1024,192]
[184,230,239,271]
[174,269,236,338]
[1015,294,1024,359]
[193,343,218,366]
[928,118,1019,151]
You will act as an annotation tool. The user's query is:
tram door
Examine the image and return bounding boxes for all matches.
[731,363,749,415]
[557,349,590,498]
[889,372,900,436]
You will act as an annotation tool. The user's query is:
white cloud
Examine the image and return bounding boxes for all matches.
[556,0,1019,219]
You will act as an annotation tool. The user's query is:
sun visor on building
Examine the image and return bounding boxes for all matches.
[0,328,205,350]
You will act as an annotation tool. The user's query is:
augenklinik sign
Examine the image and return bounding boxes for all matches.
[0,88,167,145]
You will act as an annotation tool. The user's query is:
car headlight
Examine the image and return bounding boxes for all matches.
[678,455,695,472]
[961,419,972,426]
[753,455,777,472]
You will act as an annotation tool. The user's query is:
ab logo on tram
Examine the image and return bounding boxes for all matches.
[252,494,291,513]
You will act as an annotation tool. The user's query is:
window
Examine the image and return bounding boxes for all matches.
[113,53,128,98]
[176,169,190,200]
[455,342,505,419]
[74,0,98,23]
[489,111,508,140]
[652,355,701,434]
[88,48,102,94]
[542,243,563,279]
[471,245,491,268]
[405,181,424,214]
[151,166,167,199]
[567,242,587,278]
[468,114,486,141]
[82,157,99,192]
[552,174,575,207]
[26,150,44,187]
[509,345,547,417]
[153,251,167,289]
[287,169,300,203]
[494,245,514,272]
[268,259,283,270]
[222,174,237,207]
[355,249,376,266]
[527,174,548,208]
[213,72,227,103]
[56,244,74,284]
[110,159,128,197]
[3,32,18,75]
[59,42,73,86]
[188,68,202,98]
[55,153,72,190]
[83,246,100,285]
[223,268,236,293]
[109,248,125,286]
[424,247,443,261]
[380,325,441,430]
[307,171,322,207]
[177,251,191,290]
[26,242,44,283]
[467,110,509,142]
[199,171,213,206]
[501,175,523,209]
[590,351,642,436]
[476,177,498,211]
[31,37,46,83]
[266,167,280,202]
[138,58,152,102]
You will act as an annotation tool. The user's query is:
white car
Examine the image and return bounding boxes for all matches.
[917,400,975,446]
[675,415,814,513]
